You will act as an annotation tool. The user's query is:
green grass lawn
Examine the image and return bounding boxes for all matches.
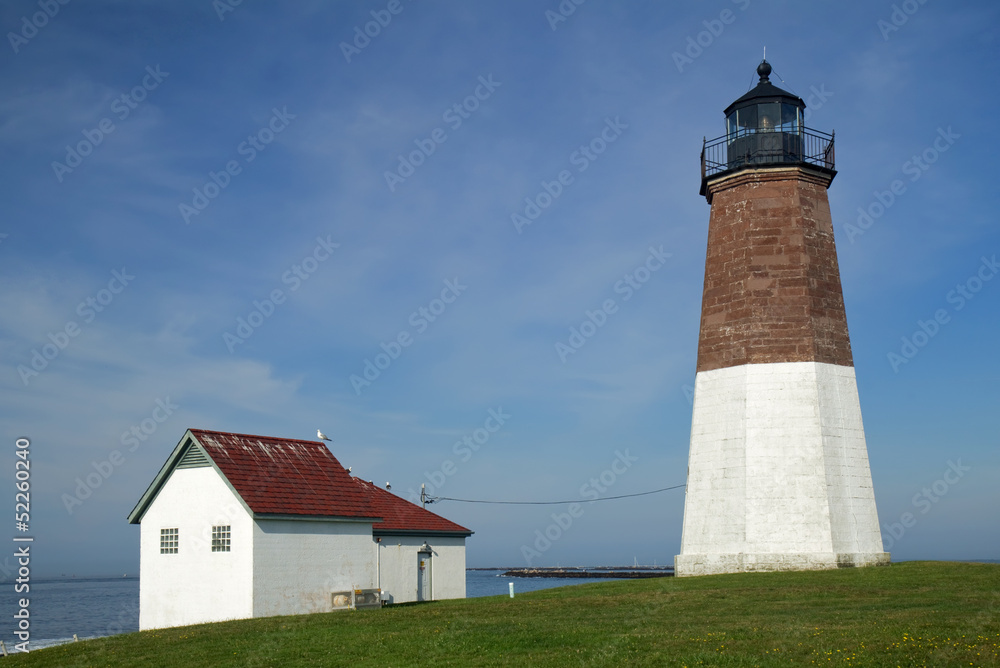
[10,561,999,667]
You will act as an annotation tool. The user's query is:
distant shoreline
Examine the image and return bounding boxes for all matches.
[19,559,1000,582]
[468,559,1000,572]
[21,574,139,585]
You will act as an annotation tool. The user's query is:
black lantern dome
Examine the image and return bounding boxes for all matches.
[700,59,835,197]
[724,59,804,142]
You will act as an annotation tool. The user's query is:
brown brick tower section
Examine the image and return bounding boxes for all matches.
[697,165,853,373]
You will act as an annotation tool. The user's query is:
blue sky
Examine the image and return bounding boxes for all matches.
[1,0,997,577]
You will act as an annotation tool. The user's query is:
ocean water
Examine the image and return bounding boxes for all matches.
[1,577,139,651]
[0,571,618,650]
[465,569,622,598]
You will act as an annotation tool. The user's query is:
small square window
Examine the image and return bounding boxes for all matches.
[160,528,178,554]
[212,525,231,552]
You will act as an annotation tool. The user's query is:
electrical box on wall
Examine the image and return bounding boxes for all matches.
[331,589,382,610]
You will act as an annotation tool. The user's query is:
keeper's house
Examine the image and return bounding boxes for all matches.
[128,429,472,630]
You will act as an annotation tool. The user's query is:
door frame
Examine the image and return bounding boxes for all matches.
[417,549,432,601]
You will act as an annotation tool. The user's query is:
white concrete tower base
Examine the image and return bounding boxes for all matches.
[675,361,889,577]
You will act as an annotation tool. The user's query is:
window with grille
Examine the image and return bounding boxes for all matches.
[160,528,178,554]
[212,525,231,552]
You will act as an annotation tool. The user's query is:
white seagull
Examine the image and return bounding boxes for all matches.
[317,429,332,441]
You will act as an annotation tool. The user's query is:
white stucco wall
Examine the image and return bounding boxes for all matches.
[139,467,254,629]
[676,361,888,576]
[376,535,466,604]
[251,518,375,617]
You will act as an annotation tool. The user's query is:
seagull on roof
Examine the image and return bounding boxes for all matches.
[317,429,332,441]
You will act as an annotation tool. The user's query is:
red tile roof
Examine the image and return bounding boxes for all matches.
[190,429,376,519]
[189,430,471,535]
[354,478,472,535]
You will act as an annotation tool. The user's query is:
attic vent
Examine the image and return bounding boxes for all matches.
[177,444,210,468]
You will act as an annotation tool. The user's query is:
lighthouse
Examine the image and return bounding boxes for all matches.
[675,60,889,576]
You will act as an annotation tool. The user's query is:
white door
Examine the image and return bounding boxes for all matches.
[417,551,432,601]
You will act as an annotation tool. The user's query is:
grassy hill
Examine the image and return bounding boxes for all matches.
[11,561,999,667]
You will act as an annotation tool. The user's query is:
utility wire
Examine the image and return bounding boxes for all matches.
[424,484,685,506]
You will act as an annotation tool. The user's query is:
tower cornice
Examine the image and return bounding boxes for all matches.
[702,164,836,205]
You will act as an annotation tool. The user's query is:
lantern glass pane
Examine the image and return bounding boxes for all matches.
[758,103,780,132]
[737,106,756,133]
[781,103,800,132]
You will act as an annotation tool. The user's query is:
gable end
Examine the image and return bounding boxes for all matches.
[127,430,254,525]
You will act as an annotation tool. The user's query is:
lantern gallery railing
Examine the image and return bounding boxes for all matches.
[700,127,835,181]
